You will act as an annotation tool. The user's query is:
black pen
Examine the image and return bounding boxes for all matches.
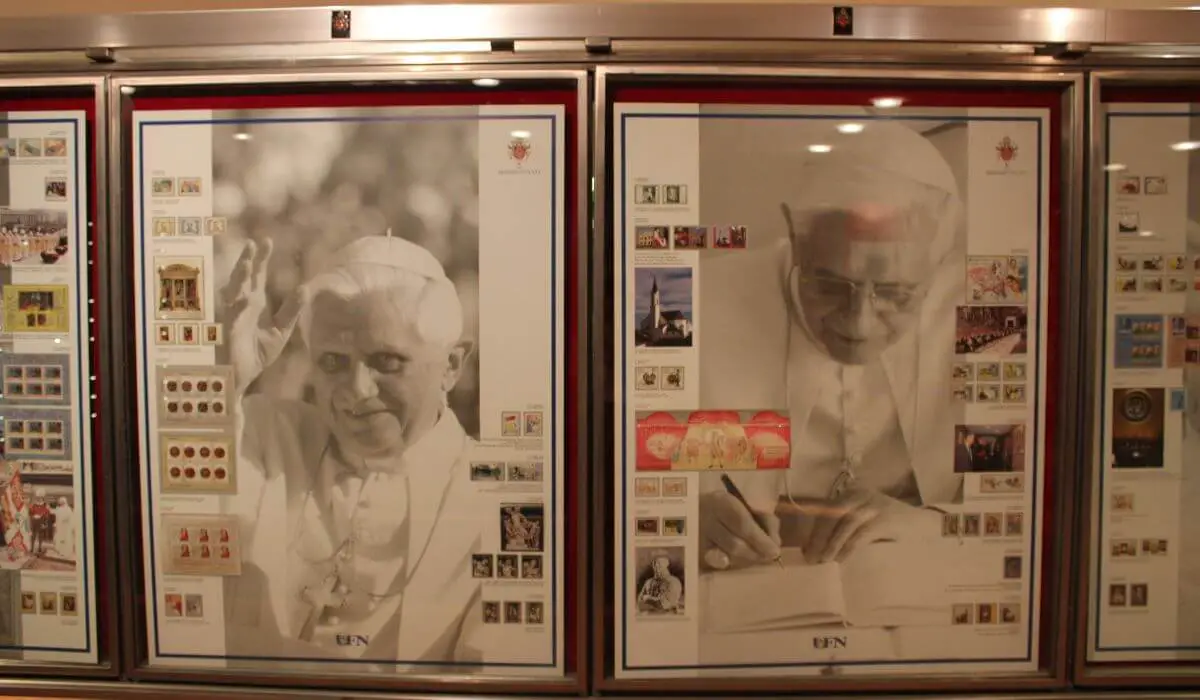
[719,473,784,568]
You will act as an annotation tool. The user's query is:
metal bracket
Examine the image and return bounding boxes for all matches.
[584,36,613,55]
[1034,42,1091,60]
[84,47,116,64]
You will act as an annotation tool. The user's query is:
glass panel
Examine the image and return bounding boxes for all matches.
[610,83,1061,679]
[0,92,100,666]
[129,83,571,679]
[1089,88,1200,664]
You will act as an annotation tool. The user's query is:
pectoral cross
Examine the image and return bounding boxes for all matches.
[829,459,857,499]
[298,574,349,642]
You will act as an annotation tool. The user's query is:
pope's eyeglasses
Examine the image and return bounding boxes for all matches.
[797,274,924,313]
[316,351,408,375]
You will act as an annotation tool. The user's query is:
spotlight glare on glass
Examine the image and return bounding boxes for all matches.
[473,78,500,87]
[1103,163,1127,172]
[1170,141,1200,152]
[808,144,833,154]
[837,123,865,134]
[1139,230,1155,237]
[233,132,252,141]
[510,130,531,139]
[872,97,903,109]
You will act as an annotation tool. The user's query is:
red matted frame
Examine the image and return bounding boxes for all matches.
[1076,74,1200,689]
[0,79,119,678]
[110,70,588,695]
[594,67,1083,694]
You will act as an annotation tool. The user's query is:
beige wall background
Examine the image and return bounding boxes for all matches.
[0,0,1193,17]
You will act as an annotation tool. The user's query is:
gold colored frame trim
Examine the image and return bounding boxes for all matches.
[107,65,591,696]
[593,63,1084,695]
[1076,68,1200,689]
[0,73,120,680]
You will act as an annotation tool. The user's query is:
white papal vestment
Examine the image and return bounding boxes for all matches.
[222,394,484,666]
[699,242,964,515]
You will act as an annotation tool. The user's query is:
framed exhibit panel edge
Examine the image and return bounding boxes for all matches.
[108,67,588,694]
[0,75,119,678]
[595,65,1084,694]
[1078,69,1200,688]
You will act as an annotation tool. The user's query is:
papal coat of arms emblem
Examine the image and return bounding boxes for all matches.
[508,137,531,164]
[996,136,1018,166]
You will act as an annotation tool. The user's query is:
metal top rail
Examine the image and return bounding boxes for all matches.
[0,5,1198,54]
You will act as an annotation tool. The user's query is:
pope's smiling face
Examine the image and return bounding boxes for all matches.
[793,206,933,365]
[307,289,467,462]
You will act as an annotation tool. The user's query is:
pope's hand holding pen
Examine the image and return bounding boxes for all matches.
[699,490,783,571]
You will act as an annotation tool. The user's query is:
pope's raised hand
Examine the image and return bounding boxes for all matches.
[220,239,306,396]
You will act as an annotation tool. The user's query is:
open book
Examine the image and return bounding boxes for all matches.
[700,542,953,633]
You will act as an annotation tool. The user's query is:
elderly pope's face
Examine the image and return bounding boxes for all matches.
[308,290,467,461]
[795,208,932,365]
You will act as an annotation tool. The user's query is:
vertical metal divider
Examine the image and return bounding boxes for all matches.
[589,65,610,695]
[1056,72,1088,685]
[573,69,593,697]
[1073,71,1105,686]
[91,73,123,678]
[105,76,141,680]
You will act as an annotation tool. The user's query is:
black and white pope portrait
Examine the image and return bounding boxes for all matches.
[619,105,1047,671]
[634,546,685,616]
[197,110,491,665]
[694,114,984,572]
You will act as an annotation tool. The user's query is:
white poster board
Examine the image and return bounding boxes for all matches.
[613,102,1052,678]
[132,102,566,676]
[1088,102,1200,663]
[0,110,98,664]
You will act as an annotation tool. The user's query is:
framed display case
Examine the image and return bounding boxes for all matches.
[0,4,1194,698]
[596,66,1085,693]
[0,76,119,678]
[1077,70,1200,688]
[108,68,589,694]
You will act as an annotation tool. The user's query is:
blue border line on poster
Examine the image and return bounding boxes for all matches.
[618,111,1045,671]
[1093,110,1200,653]
[138,113,560,668]
[0,116,92,655]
